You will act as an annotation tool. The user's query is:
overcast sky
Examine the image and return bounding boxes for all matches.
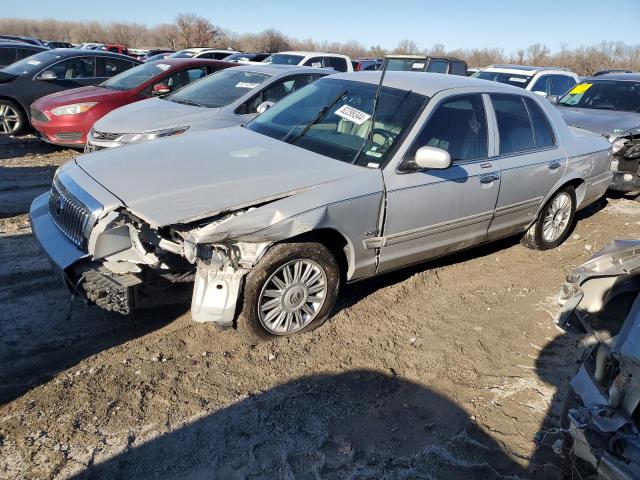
[8,0,639,52]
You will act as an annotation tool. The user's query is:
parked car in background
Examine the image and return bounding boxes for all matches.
[384,55,467,76]
[100,44,129,55]
[472,65,579,98]
[79,43,104,50]
[0,49,140,135]
[352,58,382,71]
[44,41,73,49]
[593,69,633,76]
[557,240,640,479]
[31,72,612,341]
[261,51,353,72]
[86,64,330,149]
[555,74,640,194]
[223,52,272,63]
[31,58,230,147]
[466,67,481,76]
[0,35,45,46]
[171,48,240,60]
[143,52,174,63]
[0,41,47,67]
[136,49,174,62]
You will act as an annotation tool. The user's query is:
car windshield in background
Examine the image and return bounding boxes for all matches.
[1,50,61,75]
[247,77,426,167]
[385,58,427,71]
[224,53,256,61]
[262,54,305,65]
[167,69,270,108]
[172,51,195,58]
[101,61,171,90]
[472,71,532,88]
[558,80,640,112]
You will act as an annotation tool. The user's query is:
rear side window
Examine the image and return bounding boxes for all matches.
[491,94,534,155]
[524,98,555,148]
[408,94,488,162]
[96,57,133,77]
[325,57,348,72]
[0,48,15,66]
[304,57,324,68]
[427,59,449,74]
[549,75,576,96]
[16,48,40,61]
[49,57,95,79]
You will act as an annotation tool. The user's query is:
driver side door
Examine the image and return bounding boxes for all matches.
[378,93,500,272]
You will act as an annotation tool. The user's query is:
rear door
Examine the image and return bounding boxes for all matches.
[487,94,565,237]
[379,93,500,271]
[28,56,98,105]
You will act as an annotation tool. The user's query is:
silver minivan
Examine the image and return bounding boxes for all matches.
[30,72,612,340]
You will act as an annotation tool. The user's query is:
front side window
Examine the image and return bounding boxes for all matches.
[427,60,449,74]
[473,71,532,89]
[238,74,323,114]
[103,61,176,90]
[531,76,550,95]
[549,75,576,96]
[491,94,535,155]
[96,57,132,77]
[16,48,40,61]
[0,48,14,66]
[247,77,426,167]
[558,80,640,112]
[406,94,487,163]
[167,69,271,108]
[263,54,305,65]
[49,57,95,79]
[524,98,555,148]
[304,57,324,68]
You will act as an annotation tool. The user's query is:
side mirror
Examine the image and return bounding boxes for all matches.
[533,90,548,98]
[414,146,451,170]
[152,83,170,95]
[256,101,274,114]
[36,70,57,81]
[547,95,560,105]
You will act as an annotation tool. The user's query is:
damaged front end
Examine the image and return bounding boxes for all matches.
[557,240,640,478]
[610,130,640,193]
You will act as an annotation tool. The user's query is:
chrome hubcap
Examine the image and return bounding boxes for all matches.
[543,192,572,242]
[0,104,20,134]
[258,259,327,335]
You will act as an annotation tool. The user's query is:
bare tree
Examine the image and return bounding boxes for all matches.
[393,39,419,54]
[174,13,219,48]
[259,29,290,53]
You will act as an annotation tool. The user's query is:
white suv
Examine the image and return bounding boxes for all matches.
[472,65,579,99]
[261,51,353,72]
[171,48,240,60]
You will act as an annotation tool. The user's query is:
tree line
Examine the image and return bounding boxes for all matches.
[1,15,639,76]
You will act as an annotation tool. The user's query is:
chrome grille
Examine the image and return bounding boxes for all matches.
[30,107,49,123]
[48,177,91,249]
[92,130,121,141]
[55,132,82,142]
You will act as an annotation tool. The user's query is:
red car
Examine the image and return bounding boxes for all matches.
[31,58,237,147]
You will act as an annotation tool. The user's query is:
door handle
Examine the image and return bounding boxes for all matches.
[480,173,500,184]
[548,160,562,170]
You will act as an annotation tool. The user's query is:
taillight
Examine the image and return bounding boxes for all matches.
[355,62,362,71]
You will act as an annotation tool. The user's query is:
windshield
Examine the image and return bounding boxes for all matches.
[101,61,172,90]
[247,77,426,167]
[1,50,62,75]
[262,54,304,65]
[472,71,532,88]
[385,58,427,72]
[558,80,640,112]
[224,53,256,62]
[171,50,196,58]
[167,69,270,108]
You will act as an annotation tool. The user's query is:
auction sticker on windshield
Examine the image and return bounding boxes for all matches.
[236,82,260,89]
[569,83,592,95]
[335,105,371,125]
[156,64,171,71]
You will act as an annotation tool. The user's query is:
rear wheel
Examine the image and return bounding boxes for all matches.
[0,99,26,135]
[237,242,340,342]
[522,186,576,250]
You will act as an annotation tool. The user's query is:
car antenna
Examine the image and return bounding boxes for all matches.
[353,55,390,165]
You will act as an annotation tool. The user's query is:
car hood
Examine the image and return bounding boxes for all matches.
[92,97,222,134]
[76,126,366,227]
[558,106,640,137]
[32,85,124,109]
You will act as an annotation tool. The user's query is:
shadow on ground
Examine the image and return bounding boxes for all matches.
[71,369,527,479]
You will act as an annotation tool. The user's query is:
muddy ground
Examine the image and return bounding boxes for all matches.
[1,134,639,480]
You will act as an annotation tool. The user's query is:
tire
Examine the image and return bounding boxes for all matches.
[0,99,27,136]
[522,186,576,250]
[236,241,340,342]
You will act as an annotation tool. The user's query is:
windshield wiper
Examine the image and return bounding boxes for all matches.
[171,98,203,107]
[283,89,347,144]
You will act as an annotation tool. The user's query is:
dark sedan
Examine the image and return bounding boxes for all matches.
[0,49,140,135]
[0,41,48,68]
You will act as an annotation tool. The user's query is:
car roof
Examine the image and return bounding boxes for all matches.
[277,51,348,57]
[37,48,140,61]
[482,64,570,75]
[387,54,464,62]
[146,58,237,68]
[328,71,524,97]
[0,41,45,48]
[229,63,334,76]
[180,48,238,53]
[582,72,640,82]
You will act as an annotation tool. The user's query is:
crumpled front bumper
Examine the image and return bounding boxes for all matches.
[29,192,87,290]
[610,170,640,193]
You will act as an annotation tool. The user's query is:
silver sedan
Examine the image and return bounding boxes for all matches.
[31,72,612,340]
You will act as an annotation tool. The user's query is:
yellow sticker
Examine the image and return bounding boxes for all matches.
[569,83,592,95]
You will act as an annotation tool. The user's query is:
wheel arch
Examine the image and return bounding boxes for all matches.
[533,177,586,224]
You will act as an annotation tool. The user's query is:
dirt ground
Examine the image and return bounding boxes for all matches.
[1,134,639,480]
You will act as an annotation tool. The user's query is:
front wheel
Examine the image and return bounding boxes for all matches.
[0,99,27,136]
[522,186,576,250]
[237,241,340,342]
